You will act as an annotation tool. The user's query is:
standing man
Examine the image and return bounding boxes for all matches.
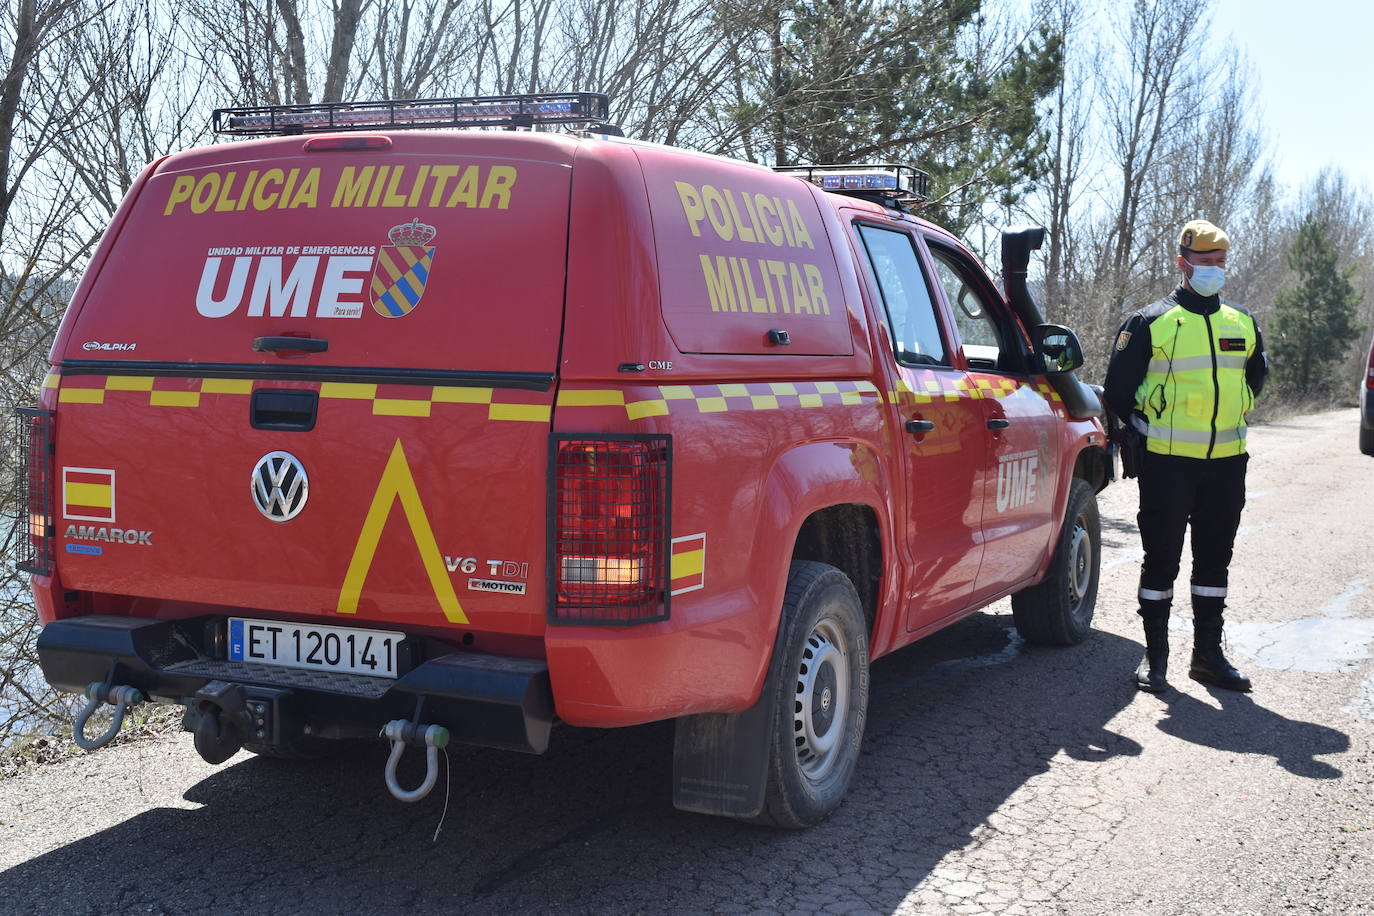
[1104,219,1268,694]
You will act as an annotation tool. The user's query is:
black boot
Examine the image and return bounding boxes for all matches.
[1134,615,1169,693]
[1190,616,1251,692]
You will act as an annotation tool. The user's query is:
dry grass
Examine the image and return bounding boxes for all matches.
[0,702,183,779]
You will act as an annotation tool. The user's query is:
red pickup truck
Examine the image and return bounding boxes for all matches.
[18,93,1110,827]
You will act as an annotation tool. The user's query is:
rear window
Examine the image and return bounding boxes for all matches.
[639,149,853,356]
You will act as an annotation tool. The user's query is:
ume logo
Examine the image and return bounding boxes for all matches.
[995,451,1039,512]
[197,254,373,319]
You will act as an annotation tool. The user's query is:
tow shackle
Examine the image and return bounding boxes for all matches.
[381,719,450,803]
[74,682,144,751]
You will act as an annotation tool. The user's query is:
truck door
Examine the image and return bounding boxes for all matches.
[852,223,985,631]
[924,241,1059,597]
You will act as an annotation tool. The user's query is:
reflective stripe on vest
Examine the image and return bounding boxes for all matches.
[1134,302,1256,458]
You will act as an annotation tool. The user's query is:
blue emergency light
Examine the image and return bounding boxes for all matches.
[213,93,613,136]
[774,163,930,207]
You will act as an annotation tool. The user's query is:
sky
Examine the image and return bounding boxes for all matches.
[1210,0,1374,196]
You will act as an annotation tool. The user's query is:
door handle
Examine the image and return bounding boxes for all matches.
[905,419,936,434]
[253,336,329,353]
[987,418,1010,430]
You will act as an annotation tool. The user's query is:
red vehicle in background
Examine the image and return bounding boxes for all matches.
[17,93,1110,827]
[1361,333,1374,455]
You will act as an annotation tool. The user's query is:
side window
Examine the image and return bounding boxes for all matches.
[856,225,949,367]
[928,247,1011,372]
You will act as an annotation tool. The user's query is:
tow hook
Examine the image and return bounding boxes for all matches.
[74,682,144,751]
[191,681,252,764]
[381,719,450,802]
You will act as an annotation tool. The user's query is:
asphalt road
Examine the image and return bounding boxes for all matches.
[1,408,1371,915]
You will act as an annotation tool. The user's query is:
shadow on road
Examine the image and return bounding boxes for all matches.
[1156,687,1348,778]
[1,612,1325,914]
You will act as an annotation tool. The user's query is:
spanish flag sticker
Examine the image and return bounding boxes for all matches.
[63,467,116,523]
[670,533,706,596]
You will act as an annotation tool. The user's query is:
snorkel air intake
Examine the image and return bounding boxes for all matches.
[1001,227,1103,420]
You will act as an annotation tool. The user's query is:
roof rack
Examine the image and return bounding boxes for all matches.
[773,163,930,209]
[213,92,613,137]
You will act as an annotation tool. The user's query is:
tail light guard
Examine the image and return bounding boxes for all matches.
[548,433,671,625]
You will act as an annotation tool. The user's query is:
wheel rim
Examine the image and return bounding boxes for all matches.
[1067,512,1093,611]
[793,616,849,782]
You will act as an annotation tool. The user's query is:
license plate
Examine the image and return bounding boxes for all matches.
[228,618,404,679]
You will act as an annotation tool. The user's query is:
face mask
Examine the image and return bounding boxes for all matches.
[1188,264,1226,297]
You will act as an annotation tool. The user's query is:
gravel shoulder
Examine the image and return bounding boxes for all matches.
[1,408,1370,915]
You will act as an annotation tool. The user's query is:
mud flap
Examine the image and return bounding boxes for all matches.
[670,661,778,818]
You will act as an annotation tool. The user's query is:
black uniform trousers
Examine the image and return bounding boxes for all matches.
[1136,450,1248,621]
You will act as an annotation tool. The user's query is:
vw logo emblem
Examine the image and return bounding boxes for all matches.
[251,451,309,522]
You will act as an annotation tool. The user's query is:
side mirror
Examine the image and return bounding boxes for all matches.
[1032,324,1084,375]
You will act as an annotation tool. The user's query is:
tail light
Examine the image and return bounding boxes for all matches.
[13,407,55,575]
[1366,339,1374,390]
[550,435,671,624]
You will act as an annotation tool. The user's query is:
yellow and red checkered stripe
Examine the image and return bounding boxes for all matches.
[556,379,882,421]
[886,374,1064,408]
[45,373,551,422]
[45,371,1059,422]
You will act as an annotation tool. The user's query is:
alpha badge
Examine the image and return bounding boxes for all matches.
[1115,329,1132,351]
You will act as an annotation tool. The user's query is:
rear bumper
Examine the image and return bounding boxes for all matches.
[38,615,554,754]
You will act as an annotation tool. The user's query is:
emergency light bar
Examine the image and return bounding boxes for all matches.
[774,163,930,207]
[213,92,612,137]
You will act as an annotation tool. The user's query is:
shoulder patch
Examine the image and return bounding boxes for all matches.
[1115,329,1132,351]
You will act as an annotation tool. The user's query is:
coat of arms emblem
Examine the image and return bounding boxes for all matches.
[370,218,437,318]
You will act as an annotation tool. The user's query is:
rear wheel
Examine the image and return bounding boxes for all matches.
[1361,422,1374,456]
[1011,477,1100,645]
[752,561,869,829]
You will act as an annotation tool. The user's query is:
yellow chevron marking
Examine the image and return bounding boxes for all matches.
[338,439,466,624]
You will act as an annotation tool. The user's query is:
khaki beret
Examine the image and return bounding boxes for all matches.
[1179,219,1230,253]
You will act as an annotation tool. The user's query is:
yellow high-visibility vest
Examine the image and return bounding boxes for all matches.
[1133,302,1258,458]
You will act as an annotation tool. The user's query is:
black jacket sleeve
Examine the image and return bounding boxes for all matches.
[1102,312,1153,420]
[1247,322,1269,398]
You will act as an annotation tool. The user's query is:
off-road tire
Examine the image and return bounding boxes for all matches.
[1011,477,1100,645]
[751,561,870,829]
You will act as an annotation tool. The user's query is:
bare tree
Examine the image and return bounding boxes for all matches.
[1093,0,1206,315]
[1037,0,1092,319]
[1,0,120,747]
[190,0,365,105]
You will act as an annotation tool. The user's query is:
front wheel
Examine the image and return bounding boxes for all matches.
[751,561,870,829]
[1011,477,1101,645]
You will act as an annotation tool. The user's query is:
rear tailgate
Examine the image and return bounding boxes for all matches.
[50,132,574,638]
